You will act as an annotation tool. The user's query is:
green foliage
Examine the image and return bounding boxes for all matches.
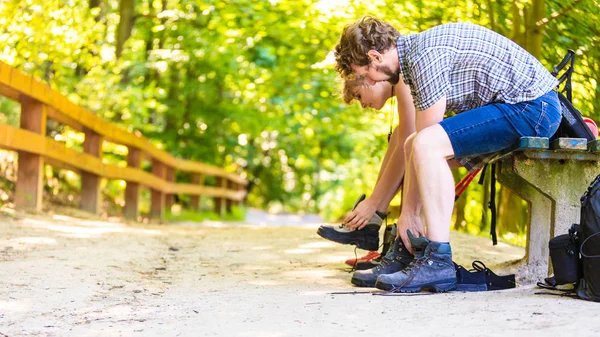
[165,205,246,222]
[0,0,598,244]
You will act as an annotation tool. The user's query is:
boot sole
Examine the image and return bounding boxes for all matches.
[316,226,379,251]
[350,277,376,288]
[375,279,457,293]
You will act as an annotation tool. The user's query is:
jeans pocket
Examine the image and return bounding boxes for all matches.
[535,101,551,137]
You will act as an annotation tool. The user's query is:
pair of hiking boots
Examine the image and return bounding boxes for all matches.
[318,194,515,292]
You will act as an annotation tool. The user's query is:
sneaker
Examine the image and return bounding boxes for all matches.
[375,230,457,293]
[454,261,516,291]
[454,263,487,292]
[316,194,386,251]
[345,251,381,267]
[471,260,516,290]
[351,237,414,287]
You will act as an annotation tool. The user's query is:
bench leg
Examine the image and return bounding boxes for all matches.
[497,162,551,282]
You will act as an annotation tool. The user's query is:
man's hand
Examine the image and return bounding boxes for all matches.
[343,197,379,230]
[397,212,425,253]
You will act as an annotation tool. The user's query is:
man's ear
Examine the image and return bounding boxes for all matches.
[367,50,383,64]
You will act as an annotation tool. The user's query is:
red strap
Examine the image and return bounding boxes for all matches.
[455,167,482,199]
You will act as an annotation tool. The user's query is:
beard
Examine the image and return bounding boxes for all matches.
[375,64,400,85]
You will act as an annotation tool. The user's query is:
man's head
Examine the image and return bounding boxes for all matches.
[342,77,393,110]
[334,16,401,85]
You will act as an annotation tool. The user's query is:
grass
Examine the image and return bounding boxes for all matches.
[165,205,247,223]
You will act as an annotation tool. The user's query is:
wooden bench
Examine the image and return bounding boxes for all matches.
[0,62,247,220]
[496,136,600,282]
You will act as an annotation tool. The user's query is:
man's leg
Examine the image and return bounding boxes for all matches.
[375,125,457,292]
[411,125,455,242]
[396,132,426,252]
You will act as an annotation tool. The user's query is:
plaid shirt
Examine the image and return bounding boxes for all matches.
[397,23,557,171]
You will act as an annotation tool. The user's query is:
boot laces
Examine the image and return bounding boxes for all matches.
[402,251,431,275]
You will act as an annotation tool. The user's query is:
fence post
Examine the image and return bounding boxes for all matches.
[80,127,103,214]
[190,173,204,211]
[150,158,165,220]
[15,97,46,211]
[235,183,244,206]
[214,177,226,217]
[124,147,141,220]
[165,166,175,213]
[226,180,234,213]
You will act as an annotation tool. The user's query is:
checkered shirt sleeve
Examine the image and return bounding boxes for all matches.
[409,48,452,111]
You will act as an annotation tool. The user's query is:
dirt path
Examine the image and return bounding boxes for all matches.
[0,209,598,337]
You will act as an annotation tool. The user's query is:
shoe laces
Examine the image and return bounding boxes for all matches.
[401,250,432,275]
[374,250,395,271]
[471,260,487,272]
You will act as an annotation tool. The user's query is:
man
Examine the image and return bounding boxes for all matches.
[333,17,561,292]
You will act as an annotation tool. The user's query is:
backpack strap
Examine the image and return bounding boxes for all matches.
[553,50,575,102]
[490,163,498,245]
[552,50,575,76]
[580,231,600,258]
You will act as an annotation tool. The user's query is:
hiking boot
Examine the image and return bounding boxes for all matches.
[354,259,380,270]
[317,194,386,251]
[380,224,396,257]
[345,224,396,267]
[351,237,414,287]
[345,251,380,267]
[375,230,456,293]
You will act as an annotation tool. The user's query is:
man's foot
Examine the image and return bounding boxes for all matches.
[351,237,414,287]
[375,230,456,293]
[316,194,386,251]
[345,251,380,267]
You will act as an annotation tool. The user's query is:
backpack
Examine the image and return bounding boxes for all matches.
[538,175,600,301]
[576,174,600,301]
[551,50,596,141]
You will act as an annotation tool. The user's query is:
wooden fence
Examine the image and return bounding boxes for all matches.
[0,62,247,219]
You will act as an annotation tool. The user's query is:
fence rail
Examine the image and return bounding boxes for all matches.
[0,62,247,219]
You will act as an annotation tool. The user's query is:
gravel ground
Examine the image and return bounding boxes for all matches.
[0,209,598,337]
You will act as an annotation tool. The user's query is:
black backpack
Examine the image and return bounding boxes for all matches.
[576,174,600,301]
[540,175,600,301]
[551,50,596,141]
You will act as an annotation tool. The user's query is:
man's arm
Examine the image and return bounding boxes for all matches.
[415,96,446,131]
[345,81,416,230]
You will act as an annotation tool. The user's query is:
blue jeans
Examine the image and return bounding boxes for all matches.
[439,91,562,158]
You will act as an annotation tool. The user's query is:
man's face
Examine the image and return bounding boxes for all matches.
[351,57,399,85]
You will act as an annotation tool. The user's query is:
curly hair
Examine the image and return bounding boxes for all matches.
[341,77,366,104]
[334,16,400,78]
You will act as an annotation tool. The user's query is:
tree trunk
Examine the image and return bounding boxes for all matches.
[511,0,524,47]
[115,0,135,59]
[486,0,497,32]
[527,0,545,58]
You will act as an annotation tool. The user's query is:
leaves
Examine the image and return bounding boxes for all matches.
[0,0,599,223]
